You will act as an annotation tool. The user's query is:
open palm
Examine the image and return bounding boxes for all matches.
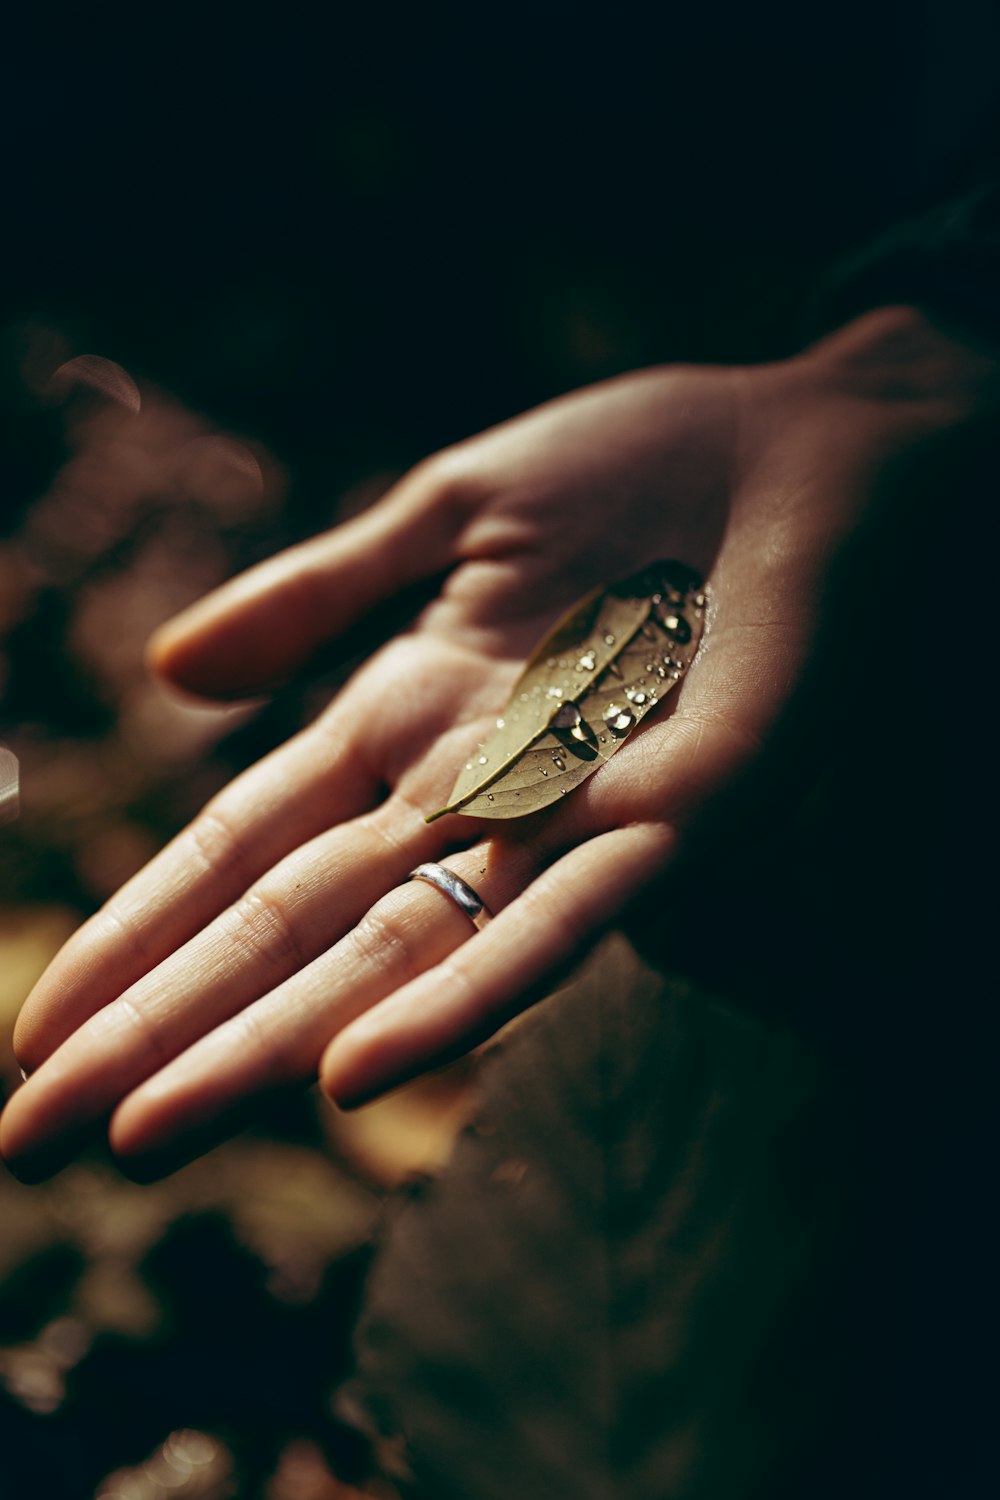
[3,308,985,1180]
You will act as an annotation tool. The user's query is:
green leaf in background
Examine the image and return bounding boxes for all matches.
[428,562,706,821]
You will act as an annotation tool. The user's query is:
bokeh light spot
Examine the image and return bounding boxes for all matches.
[173,435,266,518]
[47,354,142,413]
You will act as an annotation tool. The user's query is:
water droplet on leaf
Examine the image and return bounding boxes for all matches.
[659,611,692,643]
[603,704,635,735]
[552,702,582,730]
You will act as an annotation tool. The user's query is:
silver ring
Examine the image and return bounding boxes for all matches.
[409,863,492,931]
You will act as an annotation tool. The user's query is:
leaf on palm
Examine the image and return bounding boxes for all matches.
[428,561,706,821]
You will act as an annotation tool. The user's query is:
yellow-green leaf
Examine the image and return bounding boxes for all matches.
[428,562,706,821]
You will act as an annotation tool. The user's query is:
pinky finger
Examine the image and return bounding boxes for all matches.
[319,821,675,1108]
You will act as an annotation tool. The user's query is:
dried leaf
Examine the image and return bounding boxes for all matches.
[428,562,706,821]
[349,935,854,1500]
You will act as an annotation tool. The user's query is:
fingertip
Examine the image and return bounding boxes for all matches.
[319,986,462,1111]
[144,618,185,683]
[318,1038,361,1109]
[13,999,54,1079]
[108,1103,188,1182]
[0,1142,66,1185]
[11,919,113,1077]
[0,1147,49,1185]
[144,611,255,702]
[107,1067,198,1166]
[106,1077,180,1162]
[106,1091,145,1160]
[145,586,225,671]
[110,1077,301,1181]
[109,1110,197,1183]
[12,973,64,1076]
[0,1090,99,1183]
[108,1150,169,1185]
[318,1016,395,1111]
[321,1082,378,1113]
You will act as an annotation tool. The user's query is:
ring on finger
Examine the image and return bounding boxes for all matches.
[408,862,492,931]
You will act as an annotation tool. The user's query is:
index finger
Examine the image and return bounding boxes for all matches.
[151,461,469,699]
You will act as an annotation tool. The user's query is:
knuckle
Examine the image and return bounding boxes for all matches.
[358,794,425,857]
[434,948,478,1007]
[116,995,170,1068]
[188,807,251,887]
[231,1005,289,1082]
[412,446,471,501]
[348,903,421,988]
[232,887,304,970]
[519,876,587,953]
[96,900,150,965]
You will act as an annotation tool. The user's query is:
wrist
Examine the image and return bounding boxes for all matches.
[796,304,1000,433]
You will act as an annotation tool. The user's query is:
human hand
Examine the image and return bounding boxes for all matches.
[3,307,995,1181]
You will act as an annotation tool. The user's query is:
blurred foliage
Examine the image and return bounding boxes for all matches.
[0,348,474,1496]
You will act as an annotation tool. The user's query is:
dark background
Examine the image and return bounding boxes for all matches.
[5,0,995,521]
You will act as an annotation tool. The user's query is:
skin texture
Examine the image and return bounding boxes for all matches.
[2,306,997,1182]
